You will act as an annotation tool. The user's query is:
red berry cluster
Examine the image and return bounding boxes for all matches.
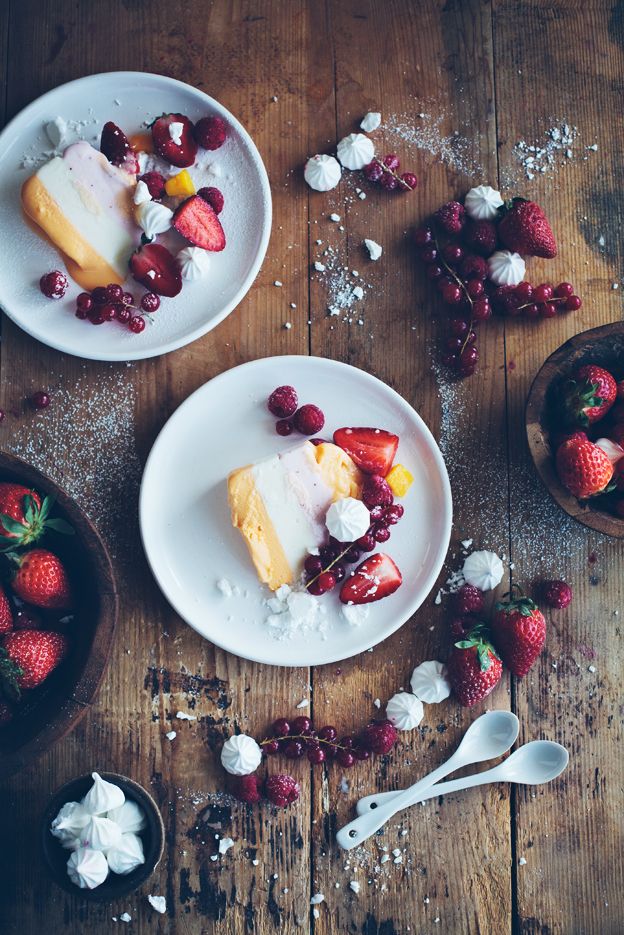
[303,500,404,596]
[363,154,417,192]
[414,201,582,379]
[73,283,161,333]
[268,385,325,437]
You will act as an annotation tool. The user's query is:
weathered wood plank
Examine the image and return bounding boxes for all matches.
[494,1,624,932]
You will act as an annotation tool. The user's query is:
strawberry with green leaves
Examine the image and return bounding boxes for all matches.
[0,483,73,550]
[447,623,502,707]
[0,629,69,699]
[556,437,614,498]
[492,592,546,677]
[561,365,617,426]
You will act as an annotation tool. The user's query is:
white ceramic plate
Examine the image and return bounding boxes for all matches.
[0,71,271,361]
[140,356,452,667]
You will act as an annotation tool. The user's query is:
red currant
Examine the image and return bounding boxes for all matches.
[524,303,540,318]
[100,303,116,321]
[141,292,160,313]
[129,315,146,334]
[533,284,553,303]
[554,282,574,298]
[356,533,375,551]
[420,246,438,264]
[91,286,108,304]
[304,555,323,576]
[116,306,132,324]
[540,302,557,318]
[318,725,337,741]
[122,292,135,306]
[441,244,464,264]
[374,524,391,543]
[380,172,399,191]
[383,154,400,171]
[276,419,293,436]
[333,562,346,582]
[384,504,404,525]
[449,317,469,336]
[263,739,280,755]
[106,283,124,301]
[413,227,433,247]
[400,172,418,190]
[272,718,291,737]
[515,282,533,302]
[76,292,93,312]
[426,264,444,280]
[363,160,384,183]
[308,572,337,595]
[466,279,484,299]
[307,746,326,764]
[30,391,50,410]
[565,295,582,311]
[336,749,355,768]
[442,283,462,305]
[472,296,491,320]
[292,716,312,734]
[39,270,68,299]
[283,740,304,759]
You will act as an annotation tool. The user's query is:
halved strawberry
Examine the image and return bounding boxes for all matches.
[129,243,182,297]
[172,196,226,251]
[151,113,197,168]
[333,427,399,476]
[100,121,139,175]
[339,553,402,605]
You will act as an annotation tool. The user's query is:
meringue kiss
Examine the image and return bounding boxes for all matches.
[82,772,125,816]
[220,733,262,776]
[304,154,341,192]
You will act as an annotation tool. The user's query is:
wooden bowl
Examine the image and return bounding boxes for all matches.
[0,452,118,779]
[526,321,624,538]
[41,772,164,902]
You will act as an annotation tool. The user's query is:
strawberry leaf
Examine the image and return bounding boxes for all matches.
[0,648,23,703]
[46,518,74,535]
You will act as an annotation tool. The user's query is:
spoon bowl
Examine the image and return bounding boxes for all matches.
[455,710,520,763]
[495,740,569,785]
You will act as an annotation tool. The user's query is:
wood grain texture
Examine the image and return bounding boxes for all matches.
[0,1,622,933]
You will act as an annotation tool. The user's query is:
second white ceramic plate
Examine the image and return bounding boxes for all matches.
[140,356,452,666]
[0,71,271,360]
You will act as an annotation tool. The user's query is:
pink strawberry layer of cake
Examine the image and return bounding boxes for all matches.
[22,141,139,288]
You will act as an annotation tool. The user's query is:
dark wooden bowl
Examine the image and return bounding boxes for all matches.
[0,452,118,778]
[41,772,164,902]
[526,321,624,538]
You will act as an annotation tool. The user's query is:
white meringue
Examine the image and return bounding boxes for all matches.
[133,179,152,205]
[136,200,173,239]
[462,550,504,591]
[304,154,341,192]
[337,133,375,170]
[487,250,526,286]
[106,832,145,875]
[386,692,424,730]
[82,772,125,816]
[168,121,184,146]
[464,184,504,220]
[107,800,147,835]
[67,847,109,889]
[45,117,69,150]
[410,660,451,704]
[360,112,381,133]
[50,801,89,847]
[82,815,123,852]
[595,438,624,464]
[220,734,262,776]
[148,895,167,914]
[364,238,382,261]
[342,604,370,627]
[325,497,370,542]
[177,245,211,280]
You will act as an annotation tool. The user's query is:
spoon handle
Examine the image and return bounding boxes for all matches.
[356,764,507,815]
[335,754,462,850]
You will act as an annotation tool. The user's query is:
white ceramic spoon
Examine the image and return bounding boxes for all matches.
[354,740,569,816]
[336,710,519,851]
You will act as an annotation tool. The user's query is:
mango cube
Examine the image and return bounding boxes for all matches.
[165,170,196,198]
[386,463,414,497]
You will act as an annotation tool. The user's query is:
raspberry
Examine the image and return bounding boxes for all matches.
[361,720,397,755]
[265,774,300,808]
[230,774,262,804]
[463,219,497,257]
[541,580,573,609]
[276,419,293,436]
[197,186,225,214]
[194,115,227,150]
[436,201,465,235]
[268,385,298,418]
[362,475,393,508]
[139,171,166,199]
[453,584,484,615]
[293,404,325,435]
[40,270,68,299]
[459,254,488,279]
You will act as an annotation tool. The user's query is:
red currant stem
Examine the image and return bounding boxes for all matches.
[372,157,412,190]
[517,296,566,310]
[304,532,370,592]
[259,734,355,752]
[433,236,475,356]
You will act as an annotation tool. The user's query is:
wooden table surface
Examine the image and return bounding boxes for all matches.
[1,1,623,933]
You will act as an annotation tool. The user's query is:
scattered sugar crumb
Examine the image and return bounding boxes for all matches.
[519,857,527,866]
[218,837,234,855]
[165,730,177,741]
[176,711,197,721]
[147,895,166,914]
[296,698,309,709]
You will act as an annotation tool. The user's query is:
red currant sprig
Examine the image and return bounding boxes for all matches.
[363,154,418,192]
[74,282,161,333]
[260,717,397,768]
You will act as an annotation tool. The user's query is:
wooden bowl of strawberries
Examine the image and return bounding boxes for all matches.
[0,452,117,778]
[526,321,624,538]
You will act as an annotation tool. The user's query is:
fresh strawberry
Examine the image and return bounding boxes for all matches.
[0,585,12,635]
[0,700,14,725]
[333,427,399,476]
[0,483,72,549]
[498,198,557,258]
[172,196,226,252]
[555,437,614,498]
[360,720,398,754]
[447,623,502,707]
[339,552,402,605]
[0,629,68,696]
[561,365,617,426]
[11,549,73,610]
[151,113,198,168]
[550,428,587,450]
[492,593,546,676]
[129,243,182,297]
[100,121,139,174]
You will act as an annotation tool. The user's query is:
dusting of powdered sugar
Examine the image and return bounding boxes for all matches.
[383,111,483,178]
[502,121,598,187]
[5,368,142,562]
